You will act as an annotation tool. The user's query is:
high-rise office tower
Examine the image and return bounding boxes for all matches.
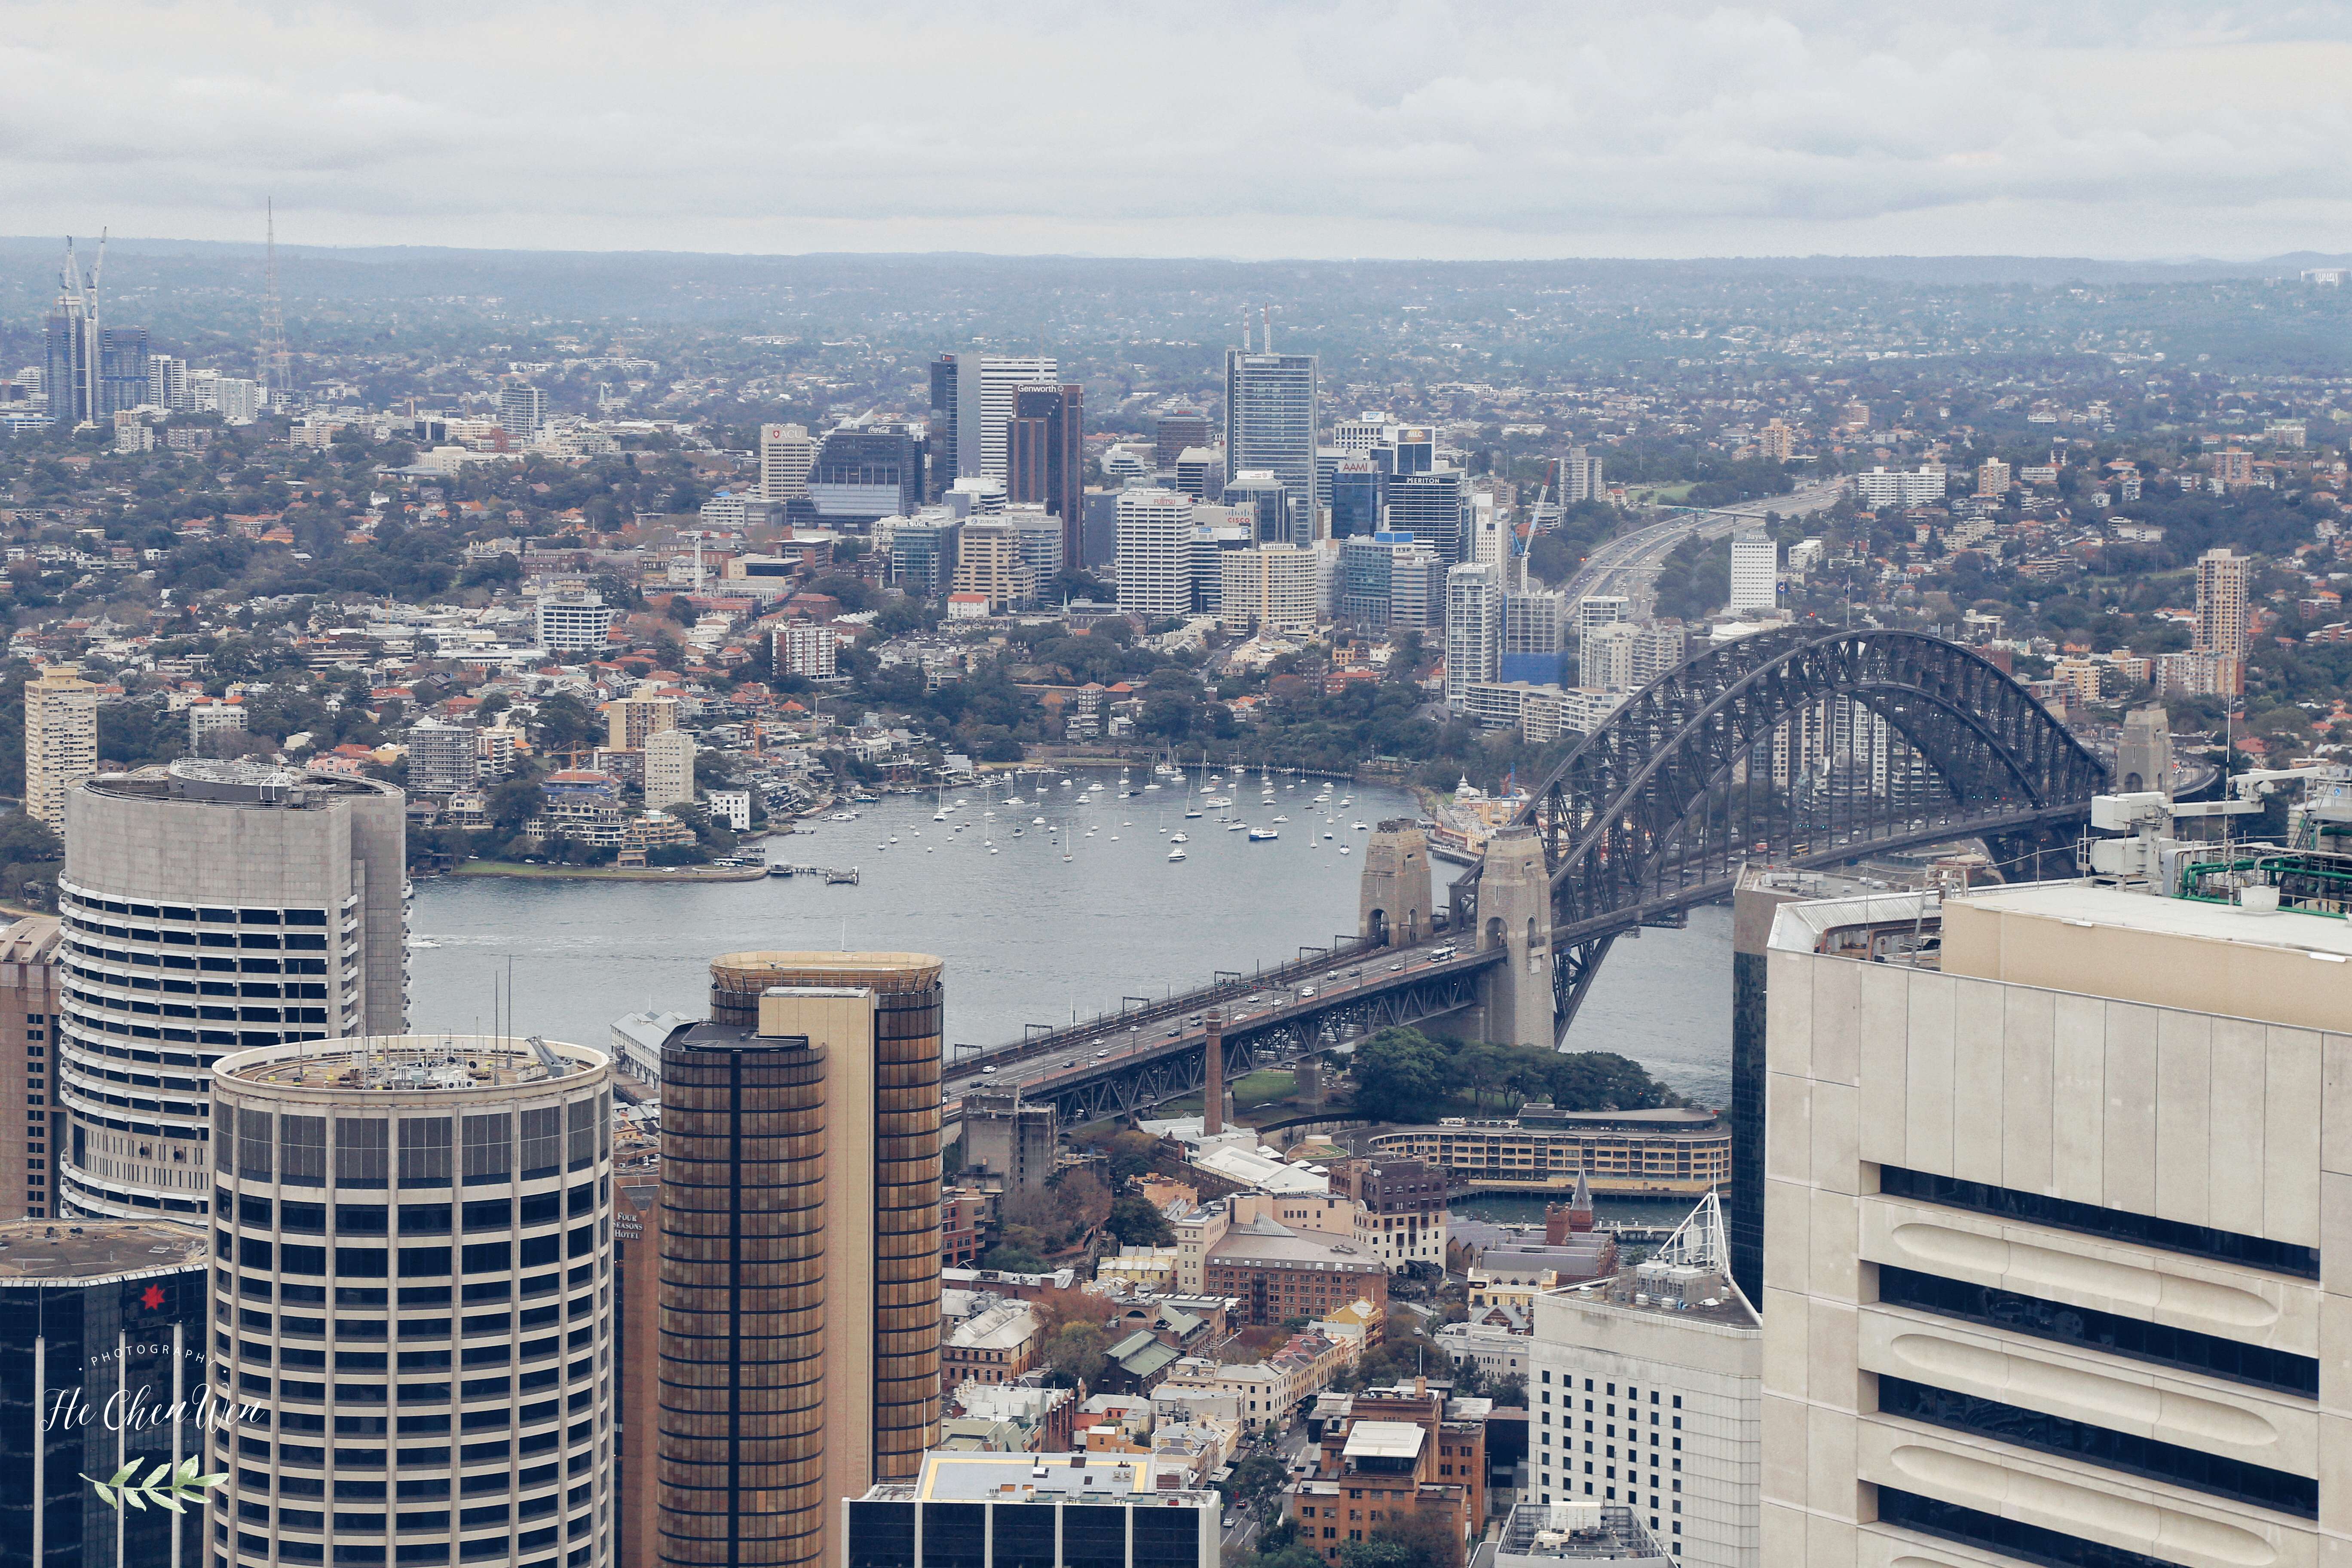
[844,1452,1220,1568]
[1329,457,1379,537]
[207,1032,616,1568]
[1383,466,1469,564]
[1224,340,1319,533]
[1528,1194,1758,1565]
[2196,545,2249,693]
[1004,503,1065,590]
[1444,563,1503,706]
[808,422,923,525]
[1762,878,2347,1568]
[926,355,959,499]
[613,1153,663,1568]
[759,423,816,502]
[1223,469,1295,548]
[1727,532,1776,615]
[1155,409,1210,469]
[24,663,98,833]
[657,952,944,1568]
[0,917,61,1219]
[1115,490,1198,620]
[887,517,961,598]
[1331,413,1395,455]
[499,385,547,442]
[0,1217,209,1568]
[55,761,406,1220]
[951,355,1058,484]
[1005,383,1083,569]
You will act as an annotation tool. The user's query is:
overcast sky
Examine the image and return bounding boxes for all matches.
[6,1,2348,260]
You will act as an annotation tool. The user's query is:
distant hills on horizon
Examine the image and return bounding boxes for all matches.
[0,236,2344,286]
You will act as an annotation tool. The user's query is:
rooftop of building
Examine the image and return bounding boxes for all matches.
[0,1220,207,1285]
[83,758,398,808]
[1341,1419,1425,1462]
[1494,1502,1671,1564]
[1951,877,2352,957]
[949,1303,1039,1351]
[1208,1216,1381,1270]
[1770,877,2352,1033]
[1381,1106,1721,1138]
[868,1450,1215,1507]
[217,1033,605,1093]
[0,915,61,963]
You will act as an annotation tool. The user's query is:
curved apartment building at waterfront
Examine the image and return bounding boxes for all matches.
[1367,1106,1731,1197]
[56,762,406,1220]
[205,1034,614,1568]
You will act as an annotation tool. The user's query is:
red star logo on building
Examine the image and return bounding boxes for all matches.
[140,1285,164,1311]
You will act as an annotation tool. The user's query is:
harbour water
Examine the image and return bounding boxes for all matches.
[407,771,1735,1105]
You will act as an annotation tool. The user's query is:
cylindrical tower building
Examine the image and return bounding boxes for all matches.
[57,761,406,1221]
[657,952,943,1568]
[207,1035,614,1568]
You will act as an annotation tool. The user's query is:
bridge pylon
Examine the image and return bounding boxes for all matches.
[1358,819,1432,947]
[1473,825,1554,1048]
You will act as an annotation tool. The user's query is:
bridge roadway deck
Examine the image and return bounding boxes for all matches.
[942,939,1504,1122]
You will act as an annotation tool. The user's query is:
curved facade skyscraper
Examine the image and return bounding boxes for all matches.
[207,1033,615,1568]
[657,951,944,1568]
[56,762,406,1221]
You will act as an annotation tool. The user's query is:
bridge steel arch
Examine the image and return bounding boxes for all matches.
[1453,628,2107,1036]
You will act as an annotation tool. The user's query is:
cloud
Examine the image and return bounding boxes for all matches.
[1,0,2347,257]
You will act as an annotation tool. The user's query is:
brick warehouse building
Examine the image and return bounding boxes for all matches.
[1204,1214,1389,1326]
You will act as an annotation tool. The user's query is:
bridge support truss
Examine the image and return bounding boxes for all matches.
[1448,628,2108,1042]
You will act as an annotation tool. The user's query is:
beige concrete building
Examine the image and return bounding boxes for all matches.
[642,727,695,813]
[606,693,679,751]
[57,761,407,1221]
[1763,879,2347,1568]
[22,664,97,832]
[1218,543,1319,634]
[0,916,61,1218]
[947,519,1033,612]
[759,421,816,501]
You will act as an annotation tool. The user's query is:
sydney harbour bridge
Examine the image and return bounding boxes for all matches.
[946,628,2107,1126]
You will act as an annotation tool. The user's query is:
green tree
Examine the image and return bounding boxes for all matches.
[1221,1452,1292,1528]
[1106,1194,1174,1247]
[1350,1028,1448,1122]
[0,813,62,864]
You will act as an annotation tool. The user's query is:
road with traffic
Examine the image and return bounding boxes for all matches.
[1563,478,1848,607]
[945,937,1486,1096]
